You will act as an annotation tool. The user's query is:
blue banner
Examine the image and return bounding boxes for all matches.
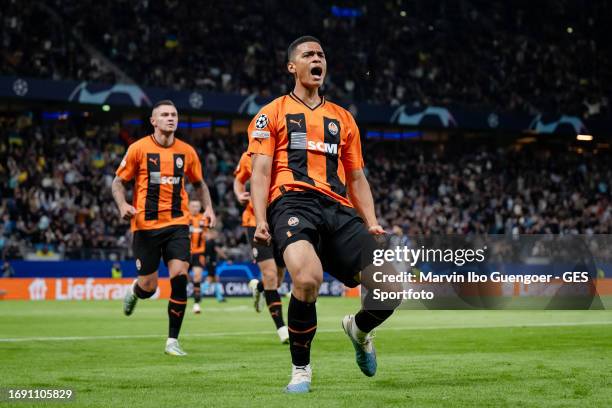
[2,75,609,135]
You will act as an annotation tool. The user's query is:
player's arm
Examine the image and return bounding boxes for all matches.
[193,180,216,228]
[187,147,216,228]
[343,113,384,235]
[233,173,251,206]
[251,153,273,245]
[111,176,137,220]
[346,169,384,235]
[246,106,277,245]
[112,146,138,221]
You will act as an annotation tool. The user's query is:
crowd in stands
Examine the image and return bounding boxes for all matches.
[1,115,610,261]
[2,0,610,119]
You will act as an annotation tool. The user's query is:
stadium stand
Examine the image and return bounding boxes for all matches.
[2,0,611,118]
[1,113,610,260]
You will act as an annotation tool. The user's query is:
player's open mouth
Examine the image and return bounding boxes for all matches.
[310,67,323,79]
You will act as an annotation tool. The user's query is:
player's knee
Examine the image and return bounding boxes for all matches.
[260,261,278,287]
[261,273,277,289]
[138,277,158,293]
[292,274,322,295]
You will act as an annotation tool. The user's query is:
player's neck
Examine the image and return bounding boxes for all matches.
[152,131,175,147]
[292,85,321,109]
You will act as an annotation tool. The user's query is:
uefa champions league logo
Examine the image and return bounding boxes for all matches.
[189,92,203,109]
[13,78,28,96]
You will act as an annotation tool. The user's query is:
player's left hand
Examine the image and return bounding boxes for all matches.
[237,191,251,206]
[204,207,217,228]
[367,225,386,235]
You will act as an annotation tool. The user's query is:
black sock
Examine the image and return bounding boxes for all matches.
[288,294,316,366]
[354,286,400,333]
[354,309,394,334]
[257,281,264,293]
[133,282,156,299]
[264,290,285,329]
[168,275,187,339]
[193,281,201,304]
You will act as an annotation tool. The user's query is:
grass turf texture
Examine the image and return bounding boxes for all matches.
[1,298,611,407]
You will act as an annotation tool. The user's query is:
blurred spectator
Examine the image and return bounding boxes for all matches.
[2,261,15,277]
[1,112,611,263]
[2,0,610,118]
[111,262,122,278]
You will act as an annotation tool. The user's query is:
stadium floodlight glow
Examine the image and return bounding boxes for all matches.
[102,104,111,112]
[576,134,593,141]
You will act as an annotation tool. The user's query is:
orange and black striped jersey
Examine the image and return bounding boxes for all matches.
[246,93,364,208]
[233,152,256,227]
[116,135,203,231]
[189,213,209,253]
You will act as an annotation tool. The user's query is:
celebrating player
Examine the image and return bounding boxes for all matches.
[188,200,209,314]
[112,100,216,356]
[233,151,289,344]
[247,36,400,393]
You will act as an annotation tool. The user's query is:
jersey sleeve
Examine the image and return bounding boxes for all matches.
[341,113,365,171]
[115,143,140,182]
[233,152,252,184]
[186,146,204,183]
[246,103,278,157]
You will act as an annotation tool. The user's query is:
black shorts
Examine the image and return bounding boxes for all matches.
[267,191,379,288]
[246,227,275,263]
[190,253,206,269]
[132,225,190,276]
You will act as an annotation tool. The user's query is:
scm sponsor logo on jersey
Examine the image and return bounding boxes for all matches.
[307,140,338,155]
[150,172,181,185]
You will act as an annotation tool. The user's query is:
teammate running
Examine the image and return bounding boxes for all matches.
[234,151,289,343]
[112,99,216,356]
[188,200,209,314]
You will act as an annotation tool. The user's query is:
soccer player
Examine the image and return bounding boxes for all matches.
[112,99,216,356]
[233,151,289,343]
[248,36,399,393]
[188,200,208,314]
[201,228,227,302]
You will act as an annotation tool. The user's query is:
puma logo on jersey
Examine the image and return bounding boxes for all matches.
[289,118,303,127]
[149,157,159,166]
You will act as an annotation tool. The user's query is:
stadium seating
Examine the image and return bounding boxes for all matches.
[2,1,610,118]
[1,115,610,260]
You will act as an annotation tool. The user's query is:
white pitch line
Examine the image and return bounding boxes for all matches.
[0,320,610,343]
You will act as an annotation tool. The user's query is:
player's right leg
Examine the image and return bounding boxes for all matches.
[260,259,288,343]
[124,230,161,316]
[282,240,324,393]
[162,226,192,356]
[191,258,203,314]
[267,191,326,392]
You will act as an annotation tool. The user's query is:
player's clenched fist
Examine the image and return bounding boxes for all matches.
[237,191,251,206]
[119,203,137,220]
[254,221,271,246]
[204,207,217,228]
[367,225,386,235]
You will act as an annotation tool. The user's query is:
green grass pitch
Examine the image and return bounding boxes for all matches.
[1,298,611,407]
